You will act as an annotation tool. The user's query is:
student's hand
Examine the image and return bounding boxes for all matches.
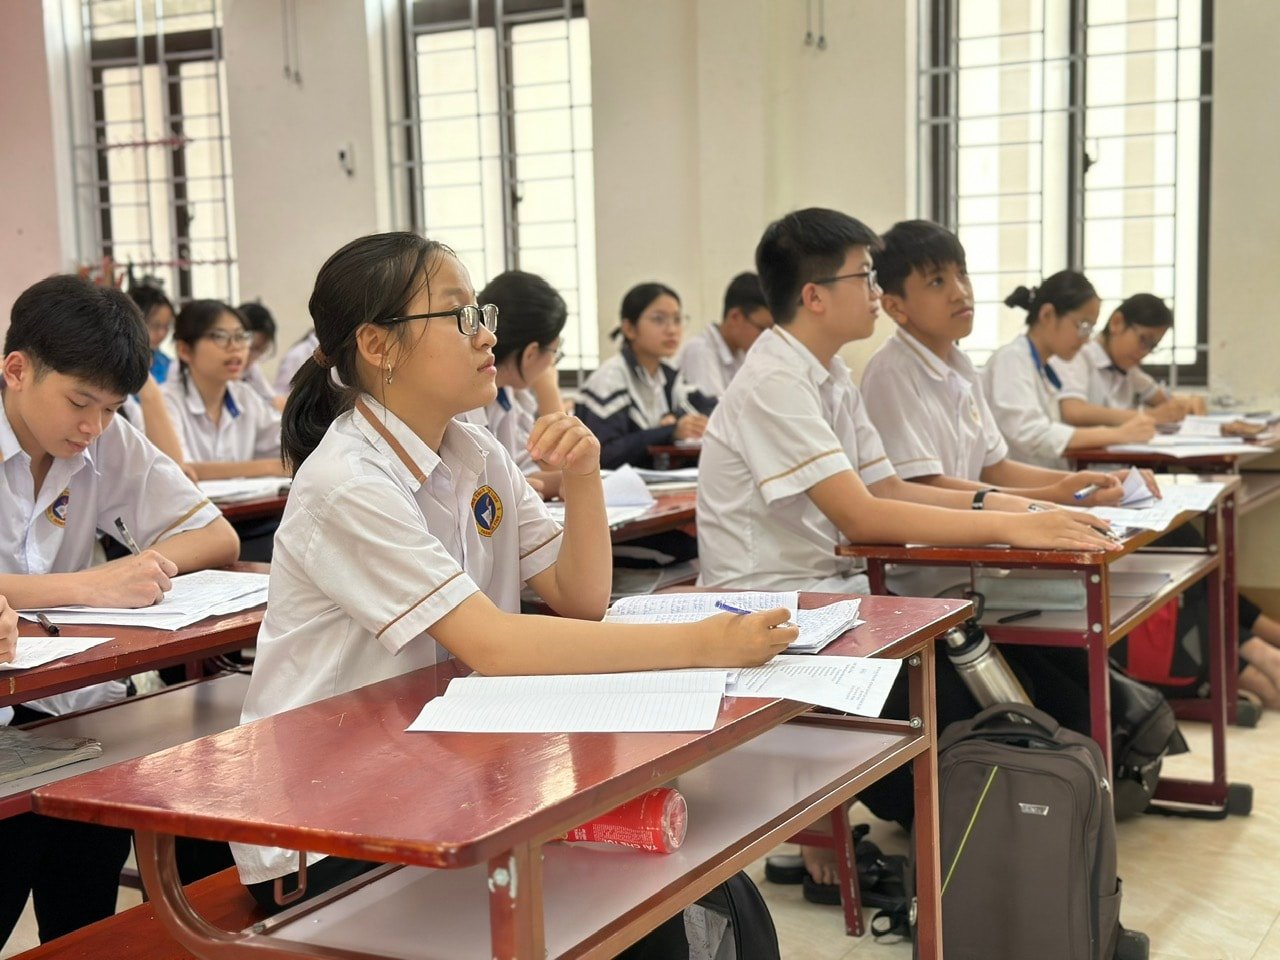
[1112,412,1157,445]
[0,596,17,665]
[701,609,798,667]
[1052,470,1122,507]
[673,413,708,441]
[82,550,179,608]
[527,413,600,477]
[1176,393,1207,416]
[1147,398,1185,425]
[1004,511,1118,552]
[529,470,562,501]
[1131,467,1161,499]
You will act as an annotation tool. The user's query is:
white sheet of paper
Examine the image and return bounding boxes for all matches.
[1156,482,1227,514]
[728,655,902,718]
[634,467,700,484]
[1085,504,1183,533]
[0,636,113,671]
[601,465,657,507]
[198,478,291,503]
[1119,467,1155,507]
[444,670,729,698]
[543,503,650,529]
[610,591,801,621]
[22,570,269,629]
[1106,442,1266,460]
[408,692,723,733]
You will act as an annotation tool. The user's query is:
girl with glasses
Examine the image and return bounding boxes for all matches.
[162,300,285,481]
[232,232,795,912]
[982,271,1157,469]
[578,282,716,470]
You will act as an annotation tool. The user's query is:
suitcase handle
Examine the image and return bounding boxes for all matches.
[969,703,1061,737]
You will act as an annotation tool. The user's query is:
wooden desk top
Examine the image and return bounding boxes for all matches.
[33,594,969,872]
[611,491,696,544]
[218,494,289,523]
[1070,436,1277,469]
[836,475,1238,567]
[4,562,267,708]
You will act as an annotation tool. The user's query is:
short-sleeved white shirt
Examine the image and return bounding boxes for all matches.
[162,378,281,465]
[0,396,221,717]
[678,325,741,398]
[240,363,277,404]
[862,327,1009,482]
[273,331,318,395]
[1050,340,1161,410]
[477,386,539,475]
[697,326,895,591]
[981,334,1076,469]
[233,397,563,884]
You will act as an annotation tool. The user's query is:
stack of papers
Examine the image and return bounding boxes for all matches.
[21,569,269,631]
[0,727,103,784]
[544,503,651,529]
[606,591,863,655]
[729,655,901,716]
[0,636,113,671]
[602,465,657,507]
[1106,440,1266,460]
[634,466,700,484]
[1079,479,1227,535]
[198,478,291,503]
[1117,467,1155,507]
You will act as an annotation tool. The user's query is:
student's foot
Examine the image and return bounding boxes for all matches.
[801,844,840,885]
[1239,664,1280,710]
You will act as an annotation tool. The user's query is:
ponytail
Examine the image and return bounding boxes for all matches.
[280,231,450,472]
[1004,270,1096,326]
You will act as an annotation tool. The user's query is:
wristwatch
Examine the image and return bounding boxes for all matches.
[971,488,995,510]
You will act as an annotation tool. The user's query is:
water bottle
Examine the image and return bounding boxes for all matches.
[559,787,687,853]
[944,620,1032,710]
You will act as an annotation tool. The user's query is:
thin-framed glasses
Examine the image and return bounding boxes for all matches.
[1075,319,1097,338]
[378,303,499,337]
[1128,324,1162,353]
[802,269,880,302]
[203,330,254,350]
[640,311,687,328]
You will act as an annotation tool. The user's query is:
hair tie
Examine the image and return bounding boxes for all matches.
[312,345,334,369]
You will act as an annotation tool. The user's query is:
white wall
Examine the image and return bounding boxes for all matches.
[0,0,65,326]
[222,0,384,362]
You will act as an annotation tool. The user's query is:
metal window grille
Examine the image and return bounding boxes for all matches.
[396,0,598,375]
[65,0,238,302]
[919,0,1211,384]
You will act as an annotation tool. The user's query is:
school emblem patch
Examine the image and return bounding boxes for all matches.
[45,488,71,528]
[471,485,503,537]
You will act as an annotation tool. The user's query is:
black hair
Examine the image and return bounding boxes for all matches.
[755,208,882,324]
[5,275,150,396]
[1004,270,1098,326]
[172,300,245,383]
[127,283,173,322]
[611,282,680,341]
[237,301,278,343]
[479,270,567,373]
[875,219,968,297]
[721,272,768,319]
[1111,293,1173,333]
[281,231,451,472]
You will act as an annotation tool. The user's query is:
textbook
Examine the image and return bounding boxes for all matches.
[0,727,102,784]
[198,477,292,503]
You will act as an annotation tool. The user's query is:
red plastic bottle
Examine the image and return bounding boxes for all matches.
[559,787,687,853]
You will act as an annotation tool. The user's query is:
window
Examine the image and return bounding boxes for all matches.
[399,0,598,372]
[68,0,238,301]
[919,0,1211,384]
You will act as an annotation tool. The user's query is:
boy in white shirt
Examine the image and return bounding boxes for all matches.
[0,275,240,945]
[679,272,773,398]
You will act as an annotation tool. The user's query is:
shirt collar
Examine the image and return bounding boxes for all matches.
[495,387,512,412]
[1022,333,1063,390]
[182,380,241,419]
[353,397,486,492]
[891,326,955,383]
[768,325,842,388]
[1081,340,1120,373]
[707,324,737,366]
[621,342,670,386]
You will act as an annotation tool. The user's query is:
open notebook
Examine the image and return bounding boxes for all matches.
[0,727,102,784]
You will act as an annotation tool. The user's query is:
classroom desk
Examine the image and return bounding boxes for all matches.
[1068,436,1278,473]
[609,491,696,544]
[33,593,970,960]
[837,476,1249,816]
[216,495,289,524]
[5,562,267,709]
[646,443,701,470]
[1239,471,1280,516]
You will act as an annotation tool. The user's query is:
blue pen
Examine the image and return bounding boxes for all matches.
[1072,483,1100,501]
[714,600,798,628]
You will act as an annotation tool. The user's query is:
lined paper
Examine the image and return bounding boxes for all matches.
[729,655,902,718]
[0,636,113,671]
[21,570,269,630]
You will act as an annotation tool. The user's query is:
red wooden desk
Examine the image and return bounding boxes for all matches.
[610,491,696,544]
[838,477,1249,816]
[5,562,267,709]
[33,594,969,960]
[646,443,701,470]
[216,495,289,524]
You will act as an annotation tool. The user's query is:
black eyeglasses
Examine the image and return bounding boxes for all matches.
[377,303,499,337]
[805,269,880,299]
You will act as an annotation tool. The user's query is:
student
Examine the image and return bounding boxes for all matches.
[0,596,15,665]
[0,275,240,945]
[231,232,795,911]
[679,271,773,397]
[237,301,284,409]
[578,283,715,469]
[474,269,568,498]
[129,283,175,384]
[1051,293,1204,427]
[982,273,1156,469]
[162,300,286,479]
[273,328,320,396]
[863,219,1147,507]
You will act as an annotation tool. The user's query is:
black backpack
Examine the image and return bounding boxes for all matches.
[615,871,780,960]
[1109,663,1189,820]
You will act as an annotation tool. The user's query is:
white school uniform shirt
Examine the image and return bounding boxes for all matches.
[162,377,282,464]
[479,386,539,475]
[273,331,319,395]
[240,363,277,404]
[862,327,1009,482]
[0,396,220,718]
[232,397,563,884]
[1050,340,1161,410]
[981,333,1076,469]
[697,326,894,592]
[678,324,742,398]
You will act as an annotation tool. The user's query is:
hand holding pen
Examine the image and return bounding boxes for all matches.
[714,600,799,629]
[706,605,798,666]
[71,518,179,608]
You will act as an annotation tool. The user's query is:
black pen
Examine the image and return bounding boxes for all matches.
[997,609,1041,624]
[114,517,143,555]
[35,613,61,637]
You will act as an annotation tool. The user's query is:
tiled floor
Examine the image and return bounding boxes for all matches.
[1,717,1278,959]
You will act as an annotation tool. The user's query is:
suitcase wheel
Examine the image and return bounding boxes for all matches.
[1115,928,1150,960]
[1227,782,1254,817]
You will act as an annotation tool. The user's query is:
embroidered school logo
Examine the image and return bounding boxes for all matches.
[45,489,71,528]
[471,485,503,537]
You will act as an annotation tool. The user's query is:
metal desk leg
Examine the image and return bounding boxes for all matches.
[909,643,943,960]
[488,844,545,960]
